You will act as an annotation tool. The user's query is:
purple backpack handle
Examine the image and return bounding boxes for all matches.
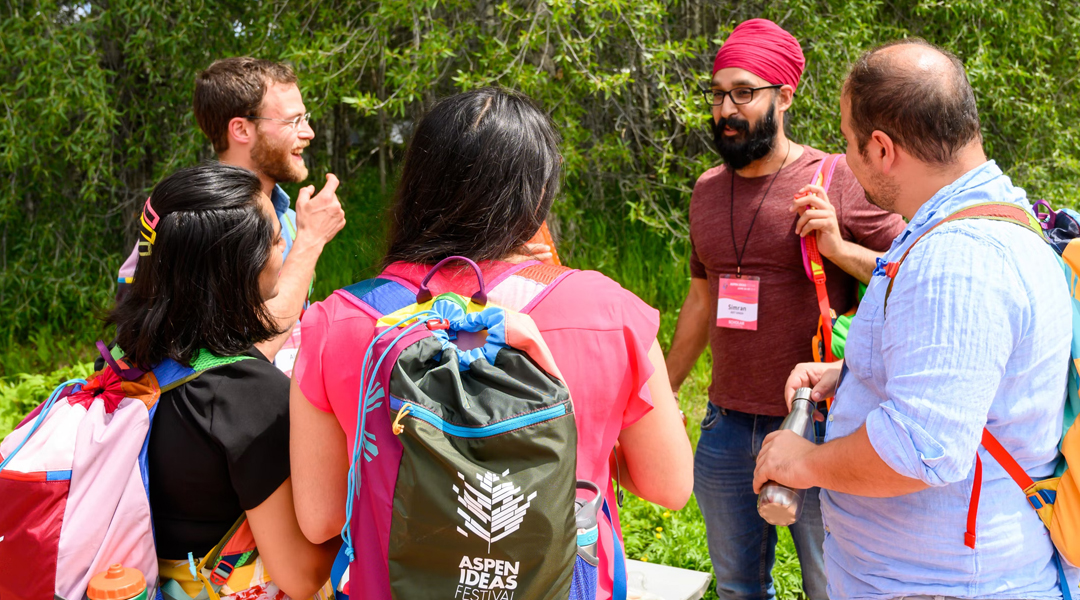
[96,340,146,380]
[416,256,488,305]
[1033,199,1057,231]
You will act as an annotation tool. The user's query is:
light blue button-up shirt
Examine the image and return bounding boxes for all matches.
[822,161,1071,599]
[271,183,298,257]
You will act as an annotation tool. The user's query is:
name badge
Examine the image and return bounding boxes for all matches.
[717,275,760,331]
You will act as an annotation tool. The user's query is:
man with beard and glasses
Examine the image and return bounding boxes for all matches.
[665,19,905,600]
[116,57,346,373]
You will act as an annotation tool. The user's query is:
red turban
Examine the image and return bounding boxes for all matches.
[712,19,806,92]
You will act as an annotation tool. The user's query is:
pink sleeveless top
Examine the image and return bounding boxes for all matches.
[294,260,660,599]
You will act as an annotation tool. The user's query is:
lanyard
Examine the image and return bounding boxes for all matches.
[729,141,792,277]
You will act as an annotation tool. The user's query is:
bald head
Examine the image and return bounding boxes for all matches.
[843,38,981,165]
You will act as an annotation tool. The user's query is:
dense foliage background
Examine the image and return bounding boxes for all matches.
[4,0,1080,371]
[3,2,1079,597]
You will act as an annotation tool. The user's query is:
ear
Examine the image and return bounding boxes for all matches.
[227,116,255,149]
[775,84,795,113]
[870,130,897,175]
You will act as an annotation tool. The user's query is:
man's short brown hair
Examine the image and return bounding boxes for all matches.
[843,38,981,165]
[194,57,297,153]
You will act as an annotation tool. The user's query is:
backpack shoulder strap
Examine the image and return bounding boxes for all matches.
[488,262,577,313]
[336,277,417,319]
[817,153,843,191]
[191,514,253,600]
[801,153,845,362]
[883,202,1045,314]
[982,428,1036,490]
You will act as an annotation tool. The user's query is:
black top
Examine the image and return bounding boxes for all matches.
[147,347,291,559]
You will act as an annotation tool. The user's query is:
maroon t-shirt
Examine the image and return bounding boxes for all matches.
[689,145,905,416]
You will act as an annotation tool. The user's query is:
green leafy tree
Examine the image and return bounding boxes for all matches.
[3,0,1080,374]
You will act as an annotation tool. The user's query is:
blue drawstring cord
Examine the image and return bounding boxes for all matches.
[0,379,86,471]
[341,309,438,562]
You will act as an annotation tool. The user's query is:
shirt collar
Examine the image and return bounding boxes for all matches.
[906,160,1004,230]
[270,184,291,216]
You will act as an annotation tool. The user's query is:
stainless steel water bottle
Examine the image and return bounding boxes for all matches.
[757,387,817,526]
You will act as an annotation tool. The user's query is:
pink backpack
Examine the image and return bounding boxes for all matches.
[0,345,250,600]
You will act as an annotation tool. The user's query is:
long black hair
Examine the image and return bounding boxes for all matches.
[109,163,281,367]
[383,87,562,266]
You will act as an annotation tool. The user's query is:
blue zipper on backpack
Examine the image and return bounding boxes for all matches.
[389,396,567,438]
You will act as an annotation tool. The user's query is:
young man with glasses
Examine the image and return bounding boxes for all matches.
[665,19,904,600]
[117,57,345,373]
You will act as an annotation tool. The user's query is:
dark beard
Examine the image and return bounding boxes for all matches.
[712,102,779,170]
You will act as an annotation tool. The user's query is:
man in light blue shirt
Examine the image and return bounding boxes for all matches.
[753,39,1071,598]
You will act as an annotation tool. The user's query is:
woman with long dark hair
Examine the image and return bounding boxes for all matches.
[290,88,693,599]
[110,163,337,599]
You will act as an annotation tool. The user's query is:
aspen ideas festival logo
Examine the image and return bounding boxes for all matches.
[453,468,537,599]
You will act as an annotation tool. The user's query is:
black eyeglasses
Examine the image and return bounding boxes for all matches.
[701,85,782,107]
[243,112,312,131]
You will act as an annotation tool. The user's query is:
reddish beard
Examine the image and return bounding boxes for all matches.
[251,128,308,184]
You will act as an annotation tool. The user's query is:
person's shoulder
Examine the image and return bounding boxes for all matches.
[559,268,633,299]
[538,270,658,331]
[797,146,851,185]
[308,284,385,326]
[693,165,728,193]
[196,348,290,390]
[930,209,1044,257]
[904,217,1030,285]
[697,163,726,182]
[168,348,290,422]
[691,164,728,213]
[791,145,848,189]
[799,144,829,162]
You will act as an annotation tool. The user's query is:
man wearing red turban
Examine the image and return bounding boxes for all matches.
[665,18,906,600]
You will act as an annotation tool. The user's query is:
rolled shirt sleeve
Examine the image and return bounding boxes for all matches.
[868,225,1027,486]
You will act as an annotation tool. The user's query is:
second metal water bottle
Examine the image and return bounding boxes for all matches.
[757,387,817,526]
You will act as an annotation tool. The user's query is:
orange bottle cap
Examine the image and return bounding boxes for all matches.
[87,564,146,600]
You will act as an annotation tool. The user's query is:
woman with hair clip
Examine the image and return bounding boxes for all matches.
[109,163,338,599]
[290,87,694,599]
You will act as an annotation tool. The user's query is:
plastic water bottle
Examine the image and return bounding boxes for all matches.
[87,564,147,600]
[757,387,817,526]
[575,480,602,566]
